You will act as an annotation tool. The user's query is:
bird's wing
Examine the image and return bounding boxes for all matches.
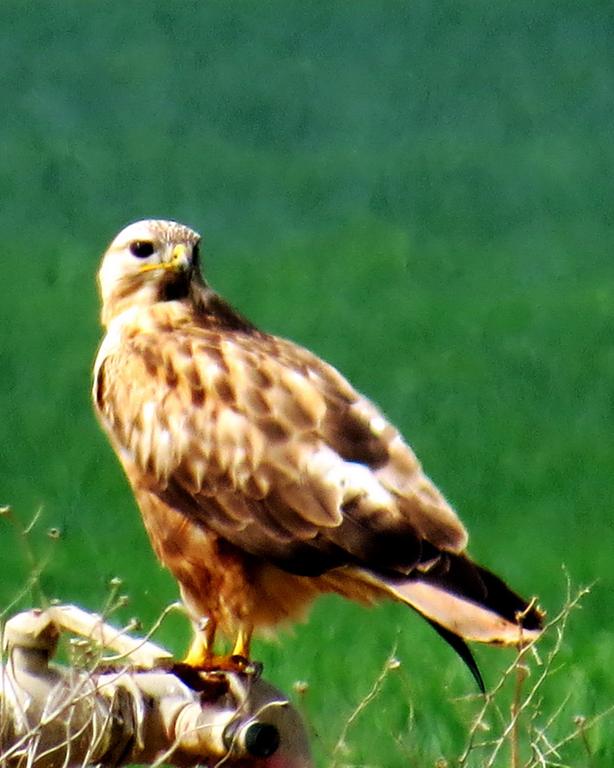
[94,317,467,575]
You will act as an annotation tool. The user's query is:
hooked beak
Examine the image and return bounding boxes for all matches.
[139,244,191,274]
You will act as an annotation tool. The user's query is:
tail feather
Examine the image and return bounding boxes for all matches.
[381,553,544,689]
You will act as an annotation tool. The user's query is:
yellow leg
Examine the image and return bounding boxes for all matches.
[231,625,253,659]
[180,620,254,672]
[182,618,216,667]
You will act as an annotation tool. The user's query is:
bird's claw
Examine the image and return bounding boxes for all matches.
[171,654,263,685]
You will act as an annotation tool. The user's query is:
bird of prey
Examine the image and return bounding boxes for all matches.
[93,219,542,688]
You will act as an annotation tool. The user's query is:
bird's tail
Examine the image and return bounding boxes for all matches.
[381,553,544,691]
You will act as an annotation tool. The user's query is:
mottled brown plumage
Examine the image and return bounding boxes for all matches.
[93,219,543,687]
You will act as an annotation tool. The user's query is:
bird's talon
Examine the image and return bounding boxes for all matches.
[173,652,262,679]
[229,655,263,678]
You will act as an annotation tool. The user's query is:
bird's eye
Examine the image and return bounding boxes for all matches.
[129,240,155,258]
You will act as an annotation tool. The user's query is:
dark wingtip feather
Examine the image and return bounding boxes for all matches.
[425,618,486,694]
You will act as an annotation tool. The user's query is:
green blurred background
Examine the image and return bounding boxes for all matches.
[1,2,613,764]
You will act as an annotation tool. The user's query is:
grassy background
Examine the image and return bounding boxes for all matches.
[1,2,613,764]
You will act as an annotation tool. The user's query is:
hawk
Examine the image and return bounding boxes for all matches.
[93,219,542,688]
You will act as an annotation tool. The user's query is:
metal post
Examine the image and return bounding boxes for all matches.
[0,607,312,767]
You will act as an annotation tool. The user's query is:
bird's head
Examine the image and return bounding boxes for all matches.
[98,219,202,326]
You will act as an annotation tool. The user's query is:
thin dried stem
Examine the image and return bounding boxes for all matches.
[330,645,400,768]
[458,578,611,768]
